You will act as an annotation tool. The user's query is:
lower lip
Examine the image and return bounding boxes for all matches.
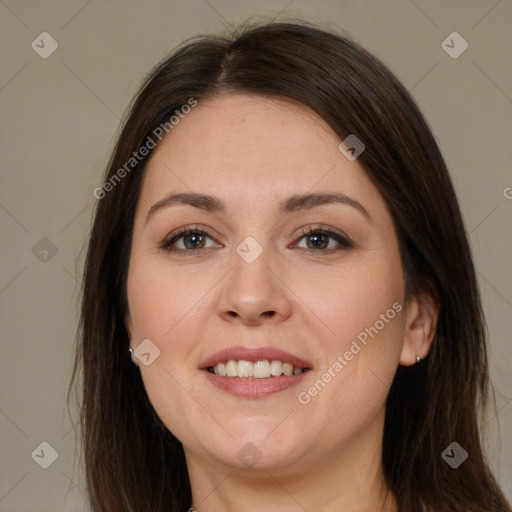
[202,369,309,398]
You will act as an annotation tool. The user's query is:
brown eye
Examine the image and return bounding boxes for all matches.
[294,227,354,252]
[161,227,218,252]
[180,233,207,250]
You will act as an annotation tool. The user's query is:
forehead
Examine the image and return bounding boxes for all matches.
[139,94,382,216]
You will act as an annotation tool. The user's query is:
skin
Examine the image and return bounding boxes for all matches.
[125,94,438,511]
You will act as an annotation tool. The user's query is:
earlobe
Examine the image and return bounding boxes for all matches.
[399,290,439,366]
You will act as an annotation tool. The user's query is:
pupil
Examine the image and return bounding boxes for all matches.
[186,234,204,249]
[308,234,327,249]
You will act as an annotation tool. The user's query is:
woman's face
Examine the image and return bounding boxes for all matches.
[126,94,408,473]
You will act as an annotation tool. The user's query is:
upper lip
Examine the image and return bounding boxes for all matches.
[200,346,313,370]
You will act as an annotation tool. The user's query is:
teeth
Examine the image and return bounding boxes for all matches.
[270,360,283,376]
[226,360,238,377]
[216,362,227,376]
[238,360,253,378]
[209,359,304,379]
[283,362,293,376]
[254,360,271,378]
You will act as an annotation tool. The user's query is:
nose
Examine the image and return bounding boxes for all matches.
[217,249,293,326]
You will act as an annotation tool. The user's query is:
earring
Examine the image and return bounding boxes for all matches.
[129,348,138,366]
[416,355,422,364]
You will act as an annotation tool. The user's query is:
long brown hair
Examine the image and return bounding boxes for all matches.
[69,21,511,511]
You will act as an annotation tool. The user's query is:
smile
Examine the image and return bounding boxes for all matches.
[207,359,305,378]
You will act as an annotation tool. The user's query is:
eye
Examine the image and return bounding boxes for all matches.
[293,226,354,252]
[160,226,220,252]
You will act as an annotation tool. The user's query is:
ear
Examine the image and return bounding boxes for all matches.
[400,290,439,366]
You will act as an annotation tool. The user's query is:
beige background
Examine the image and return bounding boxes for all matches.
[1,0,511,510]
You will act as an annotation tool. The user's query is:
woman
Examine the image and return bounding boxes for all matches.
[70,21,511,511]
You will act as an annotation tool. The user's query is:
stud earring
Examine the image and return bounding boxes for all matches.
[129,348,138,366]
[416,355,422,364]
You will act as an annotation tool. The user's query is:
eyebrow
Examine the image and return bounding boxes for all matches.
[145,191,371,224]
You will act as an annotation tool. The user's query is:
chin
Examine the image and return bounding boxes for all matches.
[209,441,303,472]
[207,427,306,471]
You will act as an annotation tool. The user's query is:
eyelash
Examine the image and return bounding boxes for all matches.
[159,224,355,255]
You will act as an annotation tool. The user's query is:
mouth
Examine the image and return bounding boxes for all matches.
[200,346,312,398]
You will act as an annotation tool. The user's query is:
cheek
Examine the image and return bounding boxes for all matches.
[292,251,404,414]
[126,262,205,419]
[127,261,211,442]
[127,258,212,344]
[293,251,404,350]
